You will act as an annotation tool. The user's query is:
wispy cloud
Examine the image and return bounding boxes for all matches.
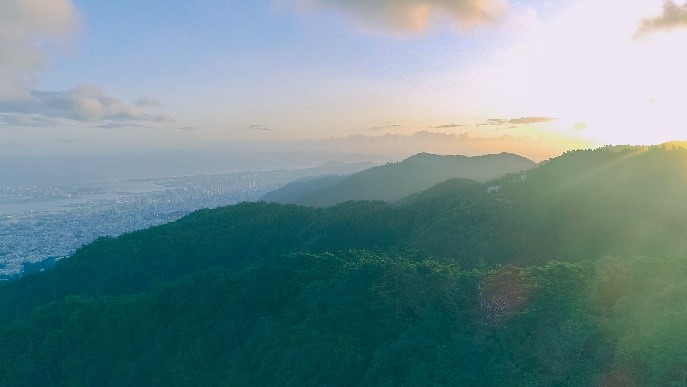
[0,0,79,100]
[293,0,507,33]
[635,1,687,39]
[178,125,203,131]
[508,116,556,125]
[366,123,403,131]
[482,118,507,126]
[94,123,157,130]
[0,113,64,127]
[478,116,556,126]
[247,124,272,131]
[135,97,161,108]
[0,86,173,127]
[432,123,465,129]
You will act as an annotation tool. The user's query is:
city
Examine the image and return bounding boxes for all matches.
[0,162,370,278]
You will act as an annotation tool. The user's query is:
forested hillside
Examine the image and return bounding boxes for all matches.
[2,251,687,385]
[263,152,536,206]
[2,145,687,385]
[260,174,348,203]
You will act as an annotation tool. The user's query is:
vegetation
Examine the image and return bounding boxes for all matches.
[3,251,687,385]
[260,174,348,203]
[263,152,535,206]
[2,146,687,385]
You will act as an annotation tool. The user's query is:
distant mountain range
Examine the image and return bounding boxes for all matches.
[262,152,535,206]
[2,145,687,385]
[6,146,685,319]
[0,151,382,187]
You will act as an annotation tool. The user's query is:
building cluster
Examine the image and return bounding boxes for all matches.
[0,168,317,278]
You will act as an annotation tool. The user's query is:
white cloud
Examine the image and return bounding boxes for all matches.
[293,0,507,32]
[0,0,78,100]
[0,2,173,129]
[0,86,173,126]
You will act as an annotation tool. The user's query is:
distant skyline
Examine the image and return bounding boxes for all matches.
[1,0,686,161]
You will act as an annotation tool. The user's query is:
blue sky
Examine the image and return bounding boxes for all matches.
[1,0,686,161]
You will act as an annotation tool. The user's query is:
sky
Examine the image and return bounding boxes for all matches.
[1,0,686,162]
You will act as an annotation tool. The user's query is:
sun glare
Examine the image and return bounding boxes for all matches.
[469,0,686,147]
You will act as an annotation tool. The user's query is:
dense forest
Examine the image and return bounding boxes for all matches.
[2,145,687,385]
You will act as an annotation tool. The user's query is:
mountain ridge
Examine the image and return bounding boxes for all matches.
[4,145,687,322]
[3,145,687,385]
[262,151,535,206]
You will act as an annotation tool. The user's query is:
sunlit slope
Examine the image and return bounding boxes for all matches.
[399,145,687,264]
[272,152,536,206]
[2,145,687,323]
[496,145,687,262]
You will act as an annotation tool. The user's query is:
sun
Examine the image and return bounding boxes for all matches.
[469,0,687,147]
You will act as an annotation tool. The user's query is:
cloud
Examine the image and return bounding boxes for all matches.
[0,2,173,130]
[0,0,79,100]
[635,1,687,38]
[294,0,507,32]
[135,97,161,108]
[94,122,157,130]
[366,123,404,131]
[478,119,507,126]
[475,117,556,127]
[485,118,507,125]
[247,124,272,131]
[507,116,556,124]
[0,86,173,126]
[433,123,465,128]
[0,113,64,127]
[178,125,203,131]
